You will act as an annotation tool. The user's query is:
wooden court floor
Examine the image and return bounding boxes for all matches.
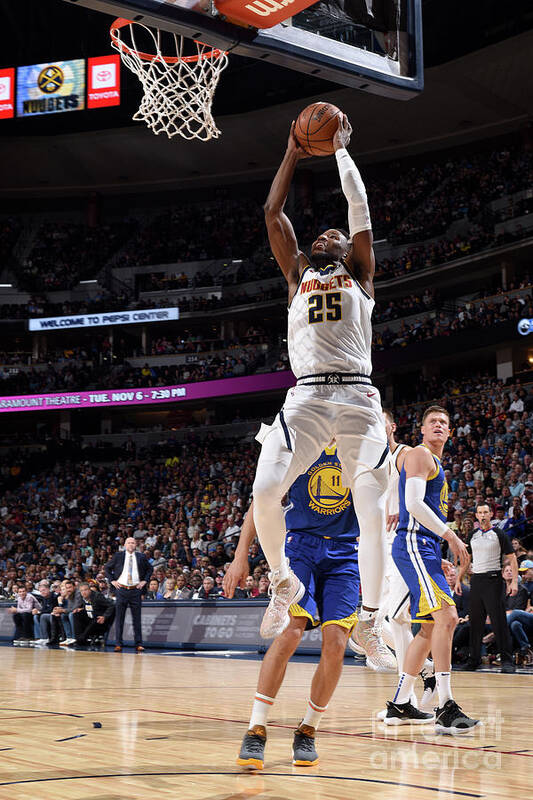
[0,648,530,800]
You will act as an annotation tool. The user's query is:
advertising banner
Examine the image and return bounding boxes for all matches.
[29,307,179,332]
[0,68,15,119]
[87,54,121,108]
[0,601,328,653]
[0,370,296,413]
[16,59,85,117]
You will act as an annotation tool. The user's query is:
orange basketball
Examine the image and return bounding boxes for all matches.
[294,102,342,157]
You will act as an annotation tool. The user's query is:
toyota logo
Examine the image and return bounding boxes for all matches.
[96,69,112,83]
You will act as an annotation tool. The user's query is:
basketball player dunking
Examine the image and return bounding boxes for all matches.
[252,115,392,668]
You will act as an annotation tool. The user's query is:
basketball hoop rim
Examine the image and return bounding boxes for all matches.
[110,17,227,63]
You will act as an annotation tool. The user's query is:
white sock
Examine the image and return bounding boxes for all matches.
[393,672,417,704]
[249,692,274,729]
[302,699,327,730]
[269,557,289,586]
[435,672,453,706]
[359,608,378,622]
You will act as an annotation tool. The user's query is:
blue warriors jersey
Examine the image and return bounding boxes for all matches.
[397,444,448,542]
[284,446,359,542]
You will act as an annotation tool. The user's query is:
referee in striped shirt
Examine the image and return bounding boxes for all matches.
[459,503,518,673]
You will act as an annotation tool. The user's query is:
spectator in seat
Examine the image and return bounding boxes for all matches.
[163,577,178,599]
[522,484,533,519]
[446,566,470,663]
[193,575,219,599]
[70,581,115,647]
[256,575,270,599]
[519,559,533,595]
[212,543,227,568]
[505,562,533,665]
[175,573,192,599]
[244,575,259,598]
[504,498,527,538]
[96,577,113,598]
[145,578,163,600]
[248,542,263,571]
[225,515,241,539]
[491,505,508,532]
[34,580,58,644]
[512,537,528,565]
[154,568,167,591]
[54,579,81,646]
[8,586,41,644]
[190,529,207,556]
[151,550,167,569]
[189,573,203,595]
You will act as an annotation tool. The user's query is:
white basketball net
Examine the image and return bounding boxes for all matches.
[111,19,228,141]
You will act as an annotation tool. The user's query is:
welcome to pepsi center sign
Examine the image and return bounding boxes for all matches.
[28,307,179,331]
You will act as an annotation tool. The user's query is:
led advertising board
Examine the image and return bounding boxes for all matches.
[0,371,296,413]
[0,68,15,119]
[28,307,179,332]
[87,54,121,108]
[16,59,85,117]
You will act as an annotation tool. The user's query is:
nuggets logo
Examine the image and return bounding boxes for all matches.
[307,462,350,516]
[439,481,448,518]
[38,66,64,93]
[16,59,85,117]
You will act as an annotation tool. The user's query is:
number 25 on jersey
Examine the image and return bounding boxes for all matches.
[308,292,342,324]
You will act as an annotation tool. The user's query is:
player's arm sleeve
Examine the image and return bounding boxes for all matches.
[405,476,449,538]
[335,148,372,236]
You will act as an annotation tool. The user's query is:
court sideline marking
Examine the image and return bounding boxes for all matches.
[0,770,484,795]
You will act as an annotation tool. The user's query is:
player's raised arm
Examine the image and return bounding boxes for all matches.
[333,115,375,298]
[264,123,308,297]
[404,448,468,567]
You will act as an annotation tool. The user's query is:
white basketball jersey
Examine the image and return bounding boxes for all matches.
[288,262,374,378]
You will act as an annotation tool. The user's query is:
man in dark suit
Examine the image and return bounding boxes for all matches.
[72,582,115,646]
[105,537,153,652]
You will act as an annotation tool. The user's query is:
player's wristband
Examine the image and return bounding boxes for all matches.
[335,148,371,236]
[405,476,449,538]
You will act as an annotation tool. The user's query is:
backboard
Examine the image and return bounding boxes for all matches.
[63,0,423,98]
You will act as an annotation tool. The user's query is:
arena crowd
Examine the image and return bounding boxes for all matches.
[5,139,530,292]
[1,371,533,660]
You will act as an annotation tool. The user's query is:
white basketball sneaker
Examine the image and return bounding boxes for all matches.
[351,619,397,672]
[259,559,304,639]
